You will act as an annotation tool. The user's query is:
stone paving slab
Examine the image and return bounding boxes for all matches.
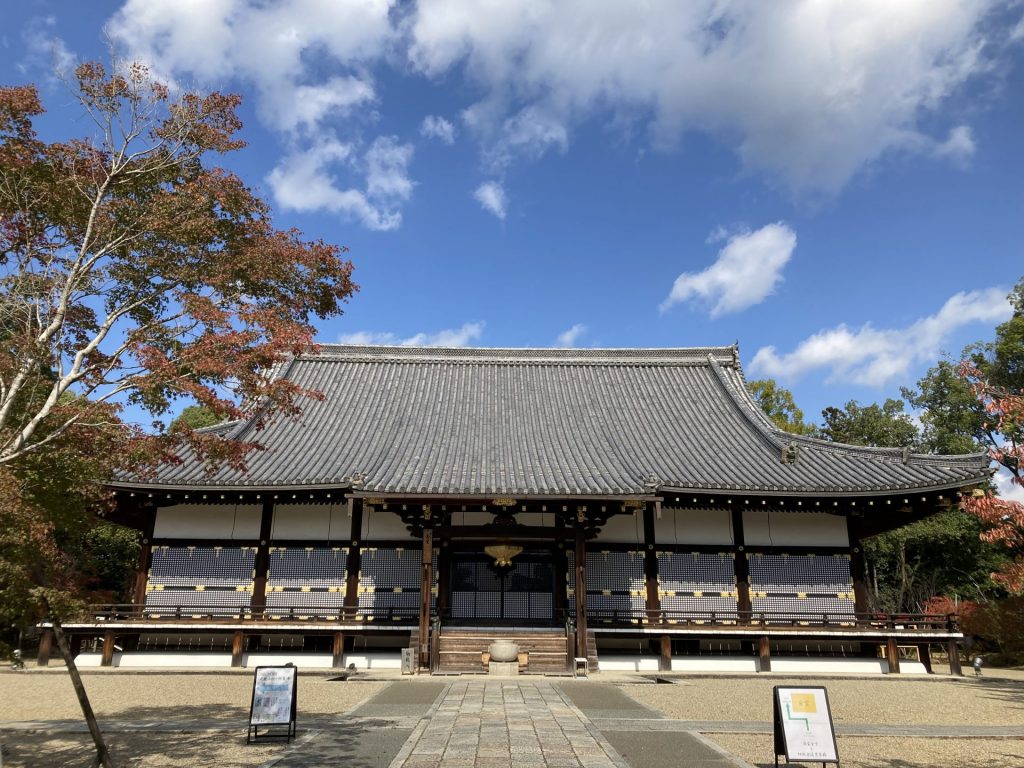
[389,680,630,768]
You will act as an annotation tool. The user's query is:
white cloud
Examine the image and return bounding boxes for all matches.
[994,470,1024,503]
[660,223,797,317]
[19,16,76,77]
[473,181,507,219]
[266,136,413,231]
[339,322,485,347]
[421,114,456,144]
[750,287,1014,386]
[932,125,976,163]
[409,0,1011,192]
[106,0,406,229]
[555,324,586,347]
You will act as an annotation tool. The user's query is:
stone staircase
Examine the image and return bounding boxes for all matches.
[435,628,575,674]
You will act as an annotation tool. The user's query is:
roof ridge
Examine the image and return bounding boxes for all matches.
[304,344,740,365]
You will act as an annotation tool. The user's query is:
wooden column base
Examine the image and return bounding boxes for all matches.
[231,631,245,668]
[947,639,962,676]
[885,637,901,674]
[101,631,116,667]
[758,635,771,672]
[37,629,54,667]
[332,632,346,668]
[659,635,672,672]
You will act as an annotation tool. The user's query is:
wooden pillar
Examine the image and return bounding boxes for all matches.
[436,543,451,619]
[659,635,672,672]
[70,633,83,658]
[732,509,752,621]
[343,498,364,621]
[37,628,53,666]
[574,526,588,659]
[947,639,963,676]
[132,506,157,607]
[418,526,434,668]
[886,636,901,674]
[231,630,245,667]
[101,631,116,667]
[847,519,869,615]
[918,643,932,674]
[554,519,567,619]
[758,635,771,672]
[332,631,347,668]
[643,504,660,623]
[251,500,274,616]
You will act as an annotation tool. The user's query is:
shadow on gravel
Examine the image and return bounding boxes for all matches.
[0,730,284,768]
[959,677,1024,713]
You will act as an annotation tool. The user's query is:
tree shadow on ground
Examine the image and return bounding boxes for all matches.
[0,731,283,768]
[957,676,1024,714]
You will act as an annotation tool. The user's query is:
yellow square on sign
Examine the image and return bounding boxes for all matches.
[791,694,817,714]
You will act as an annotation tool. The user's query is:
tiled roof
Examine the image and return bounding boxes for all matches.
[136,345,990,496]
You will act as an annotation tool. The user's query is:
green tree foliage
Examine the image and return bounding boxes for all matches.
[814,396,1005,611]
[902,360,988,455]
[169,405,221,433]
[747,379,815,435]
[818,398,919,449]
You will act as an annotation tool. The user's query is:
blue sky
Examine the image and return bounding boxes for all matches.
[4,1,1024,446]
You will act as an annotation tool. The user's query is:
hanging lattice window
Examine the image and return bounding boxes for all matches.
[657,552,738,620]
[567,550,646,620]
[145,546,255,616]
[749,553,854,621]
[265,547,348,618]
[358,547,420,620]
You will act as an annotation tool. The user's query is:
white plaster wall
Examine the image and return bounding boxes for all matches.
[344,652,401,670]
[271,504,349,540]
[244,652,333,669]
[153,504,261,540]
[671,656,759,673]
[76,652,232,668]
[772,658,894,675]
[361,509,415,541]
[598,655,660,672]
[594,512,643,543]
[657,508,734,545]
[516,512,556,527]
[448,511,494,526]
[743,511,849,547]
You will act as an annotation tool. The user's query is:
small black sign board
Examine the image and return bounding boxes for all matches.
[247,665,298,744]
[773,686,839,766]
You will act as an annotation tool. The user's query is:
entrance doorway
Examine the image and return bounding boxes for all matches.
[449,550,555,622]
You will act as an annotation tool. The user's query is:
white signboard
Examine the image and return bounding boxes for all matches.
[250,666,296,726]
[773,686,839,764]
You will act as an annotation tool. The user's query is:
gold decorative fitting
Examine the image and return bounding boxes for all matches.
[576,510,586,523]
[484,544,523,567]
[492,497,517,507]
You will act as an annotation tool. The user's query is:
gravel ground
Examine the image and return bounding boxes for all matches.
[0,732,285,768]
[0,671,386,767]
[621,674,1024,726]
[708,734,1024,768]
[0,671,385,723]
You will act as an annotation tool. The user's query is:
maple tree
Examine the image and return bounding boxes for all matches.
[0,62,355,470]
[1,62,355,767]
[958,363,1024,593]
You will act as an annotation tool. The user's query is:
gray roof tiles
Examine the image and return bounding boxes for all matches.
[142,345,990,496]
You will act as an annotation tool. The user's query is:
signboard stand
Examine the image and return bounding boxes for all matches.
[247,665,298,744]
[773,686,839,766]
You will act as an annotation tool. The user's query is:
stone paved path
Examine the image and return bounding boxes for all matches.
[388,680,629,768]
